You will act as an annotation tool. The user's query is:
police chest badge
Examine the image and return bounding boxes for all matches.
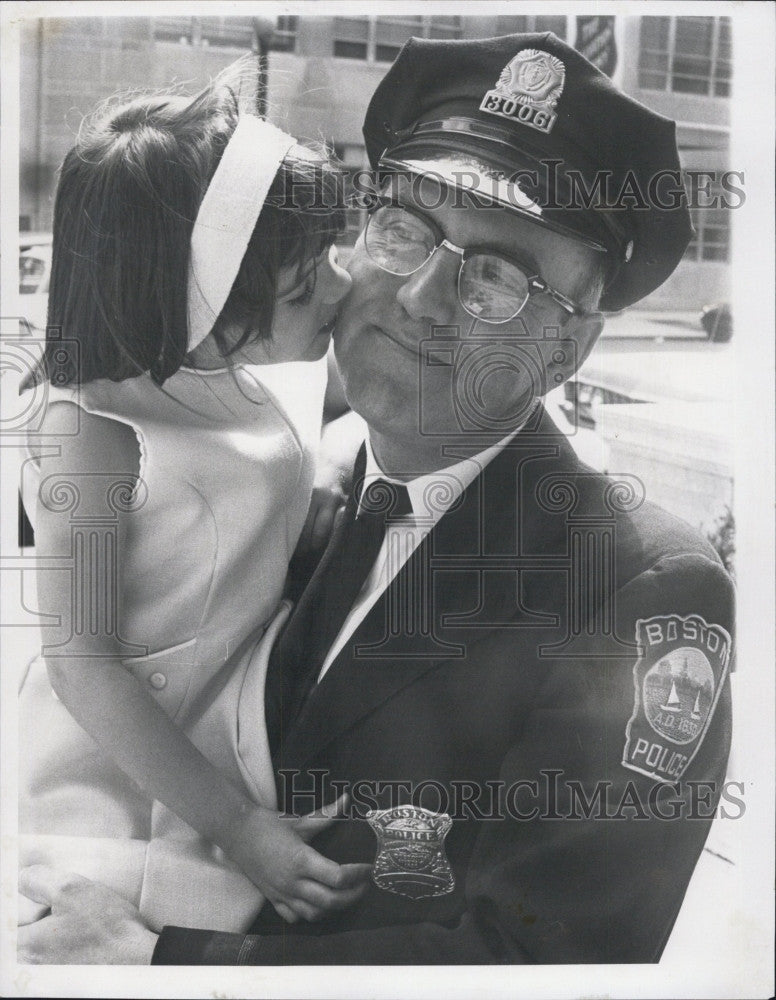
[366,805,455,900]
[622,614,731,782]
[480,49,565,134]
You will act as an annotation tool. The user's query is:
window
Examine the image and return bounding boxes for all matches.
[19,254,46,294]
[152,16,296,53]
[687,204,730,262]
[333,16,369,60]
[495,16,568,40]
[639,16,731,97]
[152,16,197,45]
[424,17,461,40]
[197,17,256,49]
[267,15,298,53]
[333,16,462,62]
[375,16,422,63]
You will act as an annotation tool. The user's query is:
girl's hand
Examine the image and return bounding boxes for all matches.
[297,484,344,557]
[298,407,368,559]
[225,794,372,923]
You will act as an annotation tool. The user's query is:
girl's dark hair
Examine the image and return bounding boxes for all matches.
[37,72,345,387]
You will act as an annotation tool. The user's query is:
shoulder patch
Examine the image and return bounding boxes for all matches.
[622,613,731,783]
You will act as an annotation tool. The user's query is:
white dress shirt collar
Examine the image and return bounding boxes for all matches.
[360,419,532,525]
[318,406,538,681]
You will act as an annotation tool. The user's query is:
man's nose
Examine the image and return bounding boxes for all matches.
[396,245,460,326]
[322,245,353,304]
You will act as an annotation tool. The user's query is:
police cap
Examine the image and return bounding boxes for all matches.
[363,32,693,312]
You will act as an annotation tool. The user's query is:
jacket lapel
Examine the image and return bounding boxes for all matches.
[276,406,582,769]
[264,458,363,754]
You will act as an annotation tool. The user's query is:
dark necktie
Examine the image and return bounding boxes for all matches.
[266,471,412,752]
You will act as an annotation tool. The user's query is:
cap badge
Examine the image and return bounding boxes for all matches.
[480,48,565,135]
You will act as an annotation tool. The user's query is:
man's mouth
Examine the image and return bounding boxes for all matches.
[370,323,418,356]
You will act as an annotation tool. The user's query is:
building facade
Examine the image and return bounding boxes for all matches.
[20,12,732,310]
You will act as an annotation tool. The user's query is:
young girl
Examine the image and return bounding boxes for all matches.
[18,68,368,934]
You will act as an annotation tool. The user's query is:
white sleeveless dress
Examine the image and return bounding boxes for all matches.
[18,358,326,932]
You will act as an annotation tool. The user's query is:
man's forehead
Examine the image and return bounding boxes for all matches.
[388,171,596,269]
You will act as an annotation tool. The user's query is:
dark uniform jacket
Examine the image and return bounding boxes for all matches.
[154,406,734,965]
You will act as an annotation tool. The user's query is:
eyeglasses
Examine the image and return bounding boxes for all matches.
[363,202,585,324]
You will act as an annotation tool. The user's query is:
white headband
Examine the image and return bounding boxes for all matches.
[187,114,297,352]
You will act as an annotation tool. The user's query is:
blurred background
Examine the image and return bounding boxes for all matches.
[20,12,732,304]
[18,11,734,557]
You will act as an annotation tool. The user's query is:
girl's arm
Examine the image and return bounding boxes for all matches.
[34,403,368,921]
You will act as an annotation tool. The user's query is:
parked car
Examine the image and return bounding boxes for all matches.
[19,236,52,332]
[547,332,734,550]
[557,339,732,434]
[700,302,732,343]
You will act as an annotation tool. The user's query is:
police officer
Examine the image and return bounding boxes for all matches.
[20,31,733,965]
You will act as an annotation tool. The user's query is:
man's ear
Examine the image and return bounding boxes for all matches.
[541,311,605,396]
[569,311,605,372]
[549,311,604,385]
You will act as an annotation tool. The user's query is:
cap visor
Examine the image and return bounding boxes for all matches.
[379,149,609,254]
[390,153,544,213]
